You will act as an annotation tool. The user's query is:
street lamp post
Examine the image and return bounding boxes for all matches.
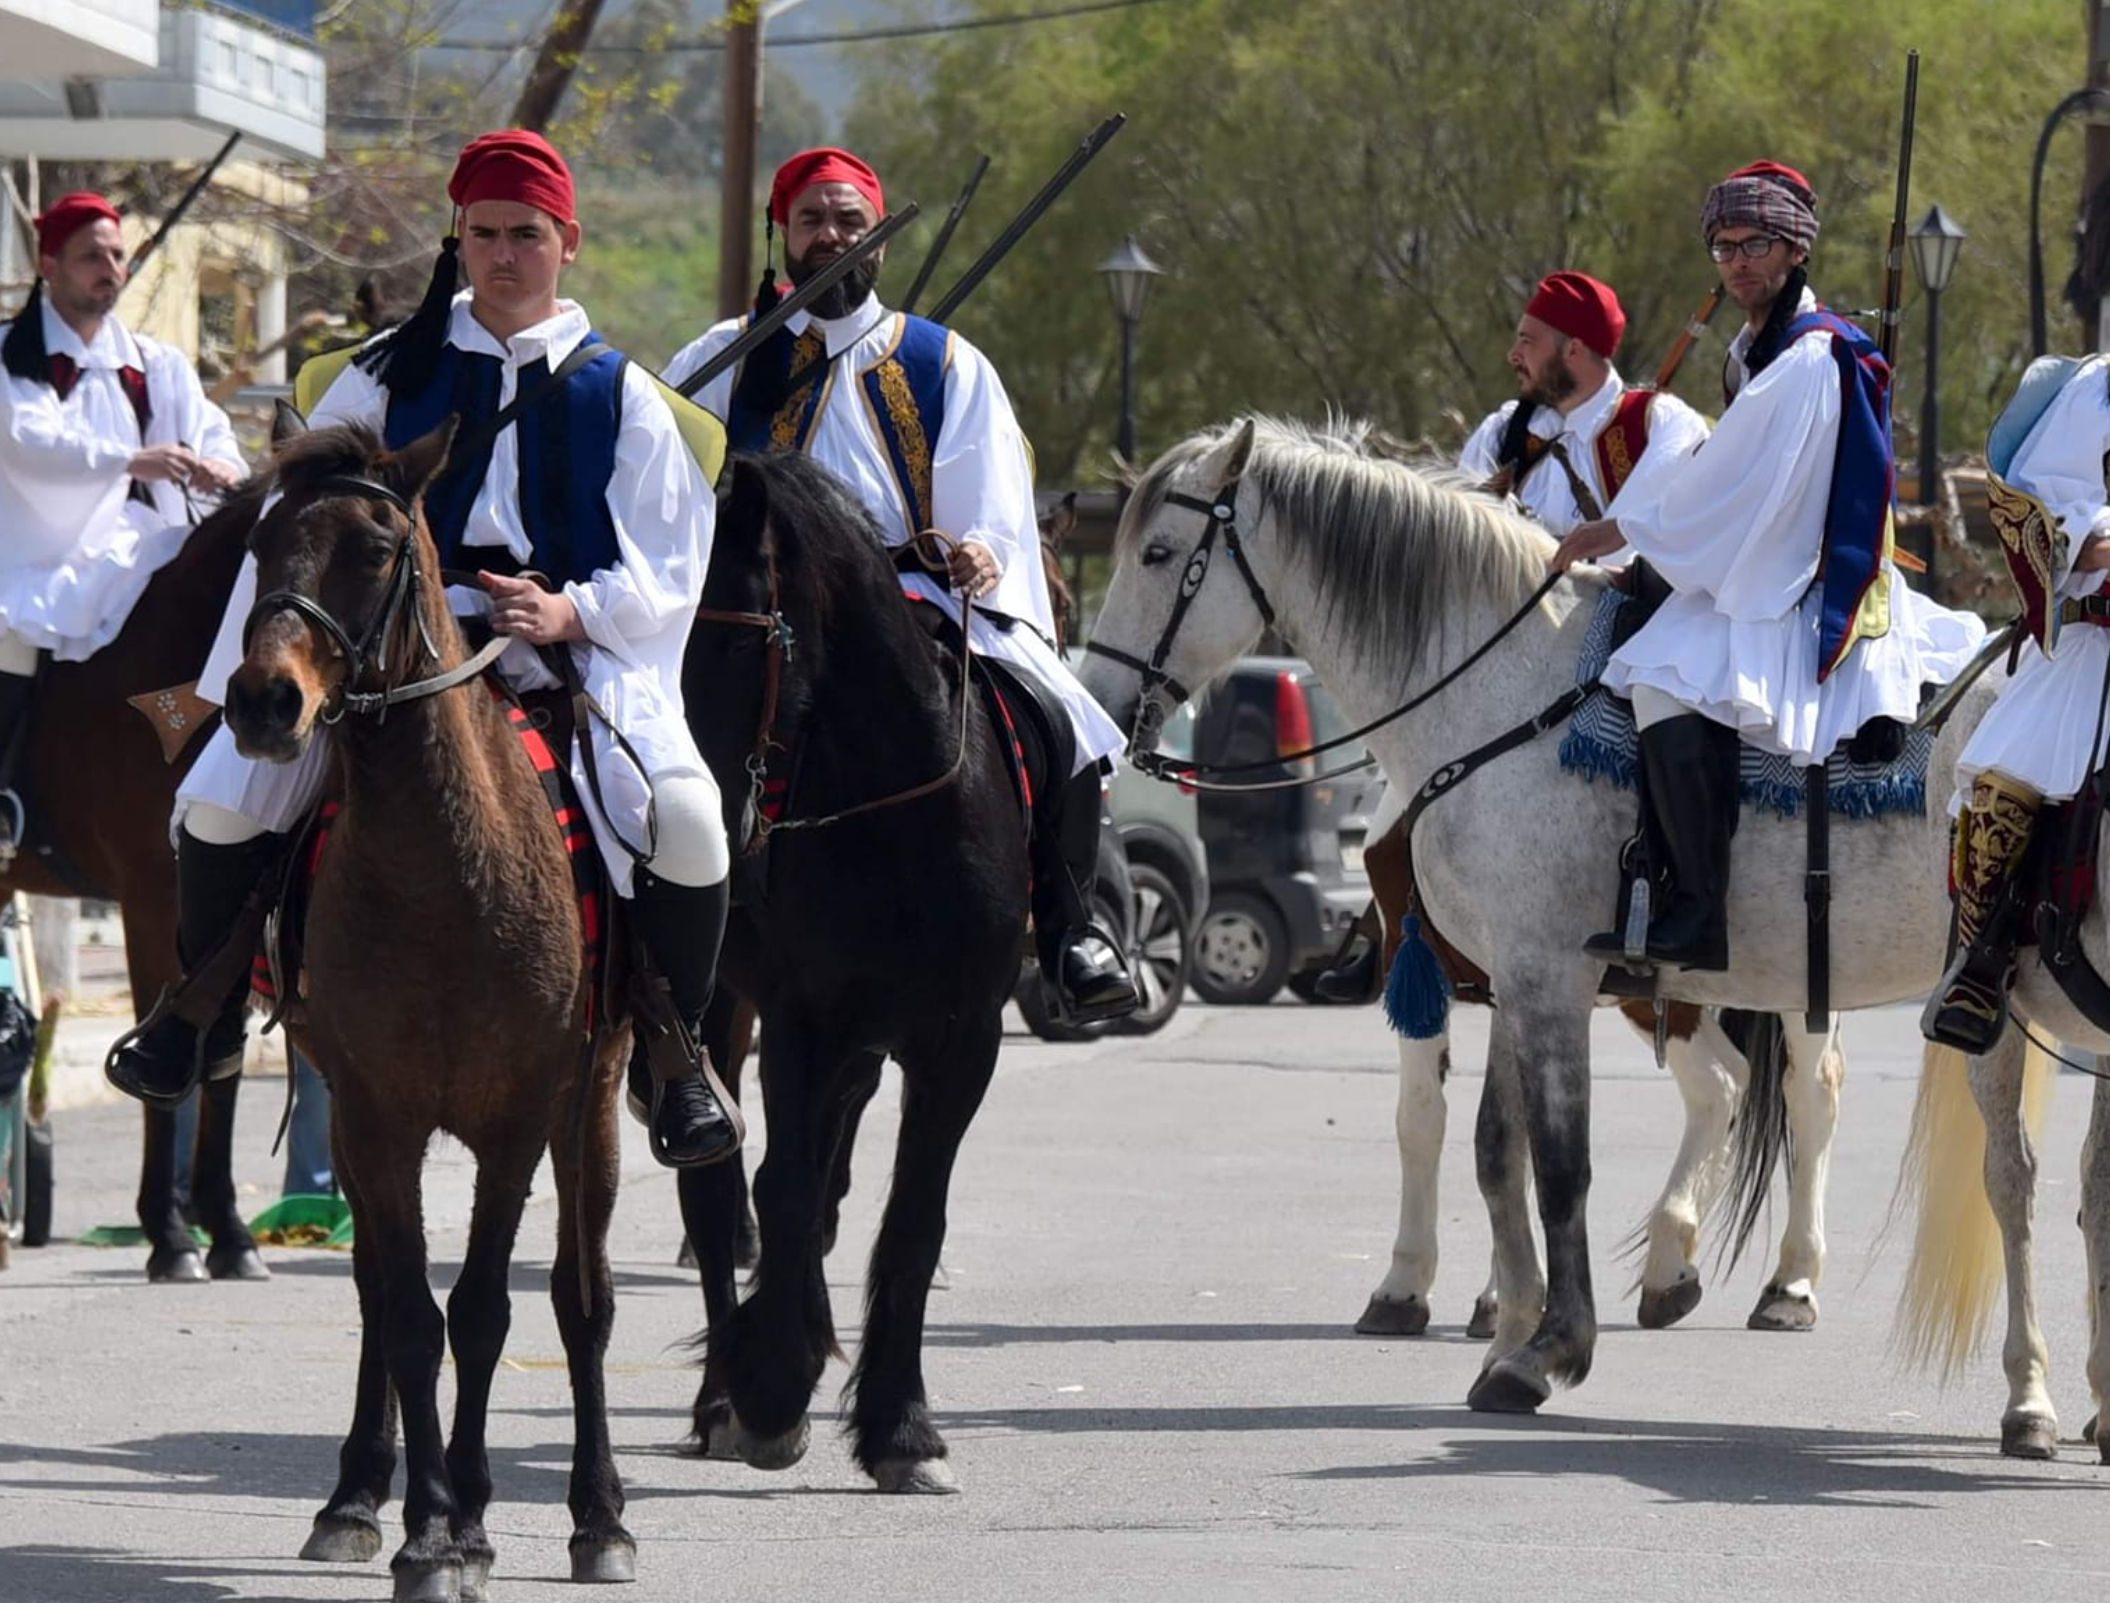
[1098,235,1163,466]
[1908,203,1967,582]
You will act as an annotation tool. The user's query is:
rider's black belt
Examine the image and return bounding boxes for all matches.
[2060,595,2110,628]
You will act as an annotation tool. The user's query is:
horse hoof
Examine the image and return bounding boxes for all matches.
[392,1562,463,1603]
[1467,1359,1550,1415]
[146,1246,207,1284]
[2001,1415,2060,1461]
[206,1244,270,1281]
[1354,1294,1430,1337]
[873,1456,959,1494]
[459,1553,493,1602]
[734,1415,810,1471]
[300,1516,382,1563]
[694,1411,742,1463]
[1465,1295,1500,1342]
[2086,1413,2099,1447]
[1637,1278,1703,1330]
[1746,1286,1818,1332]
[570,1535,637,1584]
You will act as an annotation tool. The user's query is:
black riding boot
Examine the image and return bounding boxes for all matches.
[105,831,284,1110]
[1314,900,1385,1003]
[0,668,36,850]
[1585,714,1737,971]
[1035,764,1140,1025]
[625,869,745,1169]
[1922,772,2038,1054]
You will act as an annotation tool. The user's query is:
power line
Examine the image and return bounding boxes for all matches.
[428,0,1179,53]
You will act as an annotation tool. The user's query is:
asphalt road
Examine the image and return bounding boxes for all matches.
[1,996,2107,1603]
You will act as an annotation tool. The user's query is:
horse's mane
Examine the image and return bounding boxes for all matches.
[271,420,385,494]
[1121,415,1558,678]
[731,450,904,633]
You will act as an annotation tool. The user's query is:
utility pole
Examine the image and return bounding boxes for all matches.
[510,0,609,133]
[2086,0,2110,348]
[716,0,763,320]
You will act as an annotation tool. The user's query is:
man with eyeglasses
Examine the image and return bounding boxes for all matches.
[1549,159,1984,973]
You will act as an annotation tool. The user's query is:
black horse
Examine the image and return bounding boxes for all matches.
[676,451,1026,1492]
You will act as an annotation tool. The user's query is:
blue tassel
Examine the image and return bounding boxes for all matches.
[1383,914,1452,1040]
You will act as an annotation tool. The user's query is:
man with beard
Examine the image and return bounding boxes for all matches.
[108,131,747,1170]
[1551,160,1986,973]
[1315,271,1707,1003]
[1460,270,1707,541]
[665,145,1139,1025]
[0,192,245,781]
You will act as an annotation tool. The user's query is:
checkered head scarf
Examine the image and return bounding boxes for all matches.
[1701,160,1819,251]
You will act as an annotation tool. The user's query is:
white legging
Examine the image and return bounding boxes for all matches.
[0,633,39,677]
[186,769,728,890]
[1631,683,1692,731]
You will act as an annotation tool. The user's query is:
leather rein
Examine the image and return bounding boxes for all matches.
[243,474,509,723]
[1083,470,1570,795]
[695,529,978,856]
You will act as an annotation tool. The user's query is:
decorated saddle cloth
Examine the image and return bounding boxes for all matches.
[1558,587,1932,818]
[252,684,610,1022]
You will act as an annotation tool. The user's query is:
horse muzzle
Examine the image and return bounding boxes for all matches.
[224,666,319,763]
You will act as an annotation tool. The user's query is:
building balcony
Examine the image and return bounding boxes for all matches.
[0,1,324,163]
[0,0,159,80]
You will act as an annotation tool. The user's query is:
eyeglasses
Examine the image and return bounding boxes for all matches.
[1708,235,1785,263]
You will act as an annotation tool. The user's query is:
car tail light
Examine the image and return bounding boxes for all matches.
[1276,672,1314,776]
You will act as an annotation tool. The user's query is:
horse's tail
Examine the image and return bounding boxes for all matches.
[1714,1007,1788,1271]
[1891,1037,2056,1378]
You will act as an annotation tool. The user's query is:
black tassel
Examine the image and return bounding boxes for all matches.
[1744,264,1809,378]
[1495,397,1538,477]
[2,281,47,384]
[355,236,459,394]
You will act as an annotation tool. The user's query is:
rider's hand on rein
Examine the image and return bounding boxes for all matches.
[1550,517,1627,574]
[480,569,586,647]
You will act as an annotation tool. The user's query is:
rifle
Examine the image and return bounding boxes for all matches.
[1878,50,1920,370]
[901,154,991,316]
[927,114,1127,324]
[671,204,921,399]
[131,128,241,275]
[1648,285,1724,392]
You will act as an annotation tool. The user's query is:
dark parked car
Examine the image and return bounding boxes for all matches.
[1186,658,1376,1005]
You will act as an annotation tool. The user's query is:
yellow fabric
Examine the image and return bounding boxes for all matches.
[291,344,359,419]
[648,375,728,484]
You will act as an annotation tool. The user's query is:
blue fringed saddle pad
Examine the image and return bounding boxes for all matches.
[1557,588,1932,820]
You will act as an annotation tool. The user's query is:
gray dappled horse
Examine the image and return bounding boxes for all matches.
[1081,415,1997,1415]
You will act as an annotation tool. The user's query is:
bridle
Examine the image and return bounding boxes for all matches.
[243,474,508,723]
[695,527,976,855]
[1085,458,1574,794]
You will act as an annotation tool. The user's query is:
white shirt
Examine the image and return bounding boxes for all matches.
[664,295,1059,642]
[1457,367,1708,541]
[0,298,243,571]
[1999,350,2110,603]
[202,292,712,704]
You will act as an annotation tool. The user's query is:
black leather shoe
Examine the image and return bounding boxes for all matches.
[1313,940,1383,1004]
[105,1010,246,1111]
[633,1037,743,1169]
[1053,931,1140,1025]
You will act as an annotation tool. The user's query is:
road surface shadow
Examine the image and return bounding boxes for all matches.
[0,1545,311,1603]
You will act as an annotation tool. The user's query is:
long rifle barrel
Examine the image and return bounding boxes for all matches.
[928,113,1127,324]
[131,128,242,275]
[901,154,991,315]
[1878,49,1920,370]
[1650,285,1724,391]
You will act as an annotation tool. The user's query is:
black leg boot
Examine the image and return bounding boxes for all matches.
[626,869,745,1169]
[106,831,285,1110]
[1034,764,1140,1025]
[1314,900,1384,1003]
[1922,772,2038,1053]
[0,667,37,851]
[1636,714,1738,971]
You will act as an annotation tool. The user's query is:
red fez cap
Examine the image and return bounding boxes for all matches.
[768,147,884,228]
[1523,271,1626,359]
[447,130,576,224]
[35,192,121,261]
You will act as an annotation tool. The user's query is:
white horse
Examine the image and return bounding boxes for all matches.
[1081,416,1996,1413]
[1363,1002,1845,1342]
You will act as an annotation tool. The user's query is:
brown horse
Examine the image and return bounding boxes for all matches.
[232,420,633,1597]
[16,480,266,1282]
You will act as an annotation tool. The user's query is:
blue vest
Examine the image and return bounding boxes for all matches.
[382,336,627,585]
[726,311,952,533]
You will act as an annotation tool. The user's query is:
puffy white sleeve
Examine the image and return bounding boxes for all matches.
[147,344,245,475]
[0,366,133,486]
[307,356,388,433]
[1612,333,1840,620]
[929,336,1035,579]
[563,363,710,668]
[2008,360,2110,597]
[1457,404,1515,479]
[1602,392,1709,521]
[660,320,744,426]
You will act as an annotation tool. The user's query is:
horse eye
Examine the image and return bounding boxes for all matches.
[1141,542,1175,568]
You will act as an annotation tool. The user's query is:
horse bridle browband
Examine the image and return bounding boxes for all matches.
[243,473,509,722]
[1082,478,1274,711]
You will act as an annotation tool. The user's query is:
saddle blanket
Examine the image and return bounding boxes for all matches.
[1557,588,1932,819]
[252,686,608,1021]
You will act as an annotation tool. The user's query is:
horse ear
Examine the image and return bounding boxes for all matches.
[1214,417,1257,487]
[722,453,771,543]
[271,398,308,446]
[381,416,459,502]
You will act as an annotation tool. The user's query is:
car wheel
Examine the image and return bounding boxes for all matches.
[1111,863,1190,1035]
[1191,892,1292,1006]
